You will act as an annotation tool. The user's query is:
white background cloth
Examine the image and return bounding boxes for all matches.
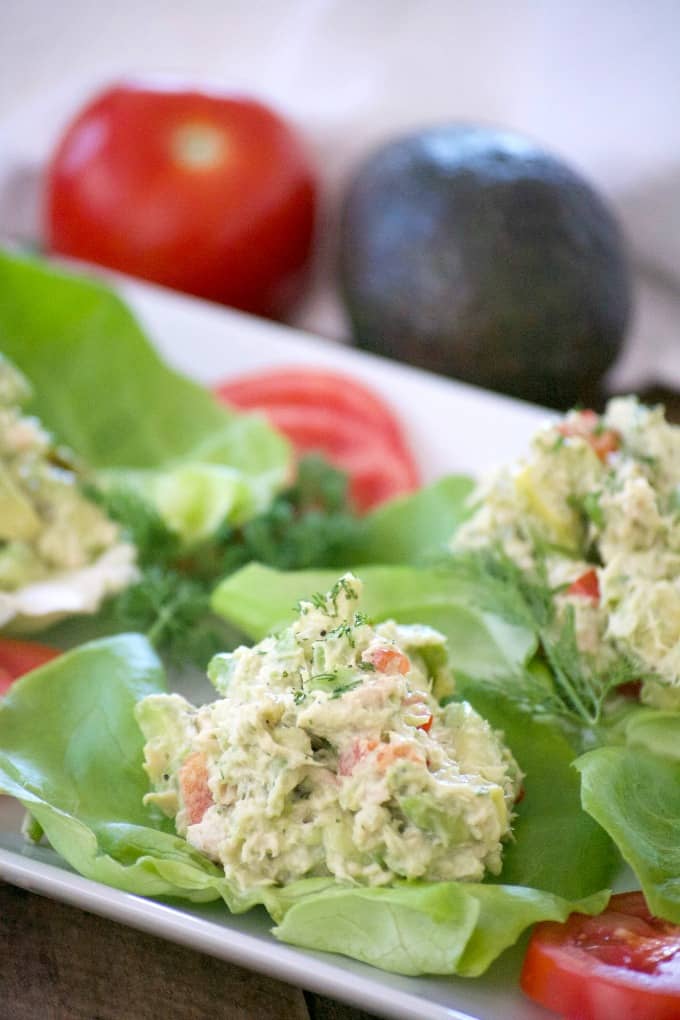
[1,0,680,391]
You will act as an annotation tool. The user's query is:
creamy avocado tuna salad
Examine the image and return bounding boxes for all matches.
[137,574,521,892]
[0,354,137,628]
[454,397,680,710]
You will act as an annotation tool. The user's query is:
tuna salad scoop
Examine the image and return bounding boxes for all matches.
[137,574,521,893]
[0,355,137,630]
[454,397,680,710]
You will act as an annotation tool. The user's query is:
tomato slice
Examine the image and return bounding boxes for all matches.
[521,892,680,1020]
[215,369,407,450]
[262,404,418,509]
[0,638,61,695]
[214,368,420,512]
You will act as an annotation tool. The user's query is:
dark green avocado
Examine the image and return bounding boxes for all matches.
[339,125,632,408]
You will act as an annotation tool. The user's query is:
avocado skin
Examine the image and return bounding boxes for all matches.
[339,126,632,409]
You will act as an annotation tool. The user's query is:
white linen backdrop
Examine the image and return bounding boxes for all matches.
[1,0,679,390]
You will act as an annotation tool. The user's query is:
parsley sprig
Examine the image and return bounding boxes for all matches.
[91,456,363,666]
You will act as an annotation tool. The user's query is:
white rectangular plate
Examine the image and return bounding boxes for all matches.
[0,272,553,1020]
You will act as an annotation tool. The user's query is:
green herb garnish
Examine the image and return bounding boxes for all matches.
[447,547,644,731]
[111,566,228,667]
[330,679,362,699]
[93,455,363,666]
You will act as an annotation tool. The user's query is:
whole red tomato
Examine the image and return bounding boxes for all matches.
[45,83,318,317]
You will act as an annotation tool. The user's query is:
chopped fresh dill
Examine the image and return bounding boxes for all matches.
[446,546,646,730]
[330,679,362,699]
[329,576,359,610]
[304,671,362,699]
[327,622,355,647]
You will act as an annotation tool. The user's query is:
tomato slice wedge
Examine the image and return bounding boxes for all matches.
[214,368,420,512]
[521,892,680,1020]
[261,404,418,510]
[215,369,407,447]
[0,637,61,695]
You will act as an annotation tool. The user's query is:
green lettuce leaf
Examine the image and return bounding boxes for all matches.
[0,635,232,903]
[211,563,537,679]
[0,632,614,976]
[265,881,606,976]
[335,475,475,566]
[620,707,680,761]
[0,250,290,540]
[461,683,620,897]
[576,740,680,922]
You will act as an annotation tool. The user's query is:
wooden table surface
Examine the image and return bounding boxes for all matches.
[0,880,380,1020]
[3,385,680,1019]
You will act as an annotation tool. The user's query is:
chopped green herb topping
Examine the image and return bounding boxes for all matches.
[330,679,362,699]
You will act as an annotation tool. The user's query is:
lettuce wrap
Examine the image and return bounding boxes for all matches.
[0,249,291,545]
[0,620,616,977]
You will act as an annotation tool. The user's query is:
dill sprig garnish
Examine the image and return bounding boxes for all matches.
[447,546,645,730]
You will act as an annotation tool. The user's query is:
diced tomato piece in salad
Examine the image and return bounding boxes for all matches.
[558,409,620,463]
[364,647,411,675]
[338,738,379,776]
[617,679,643,700]
[178,751,213,826]
[567,569,600,603]
[339,735,427,776]
[375,741,426,771]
